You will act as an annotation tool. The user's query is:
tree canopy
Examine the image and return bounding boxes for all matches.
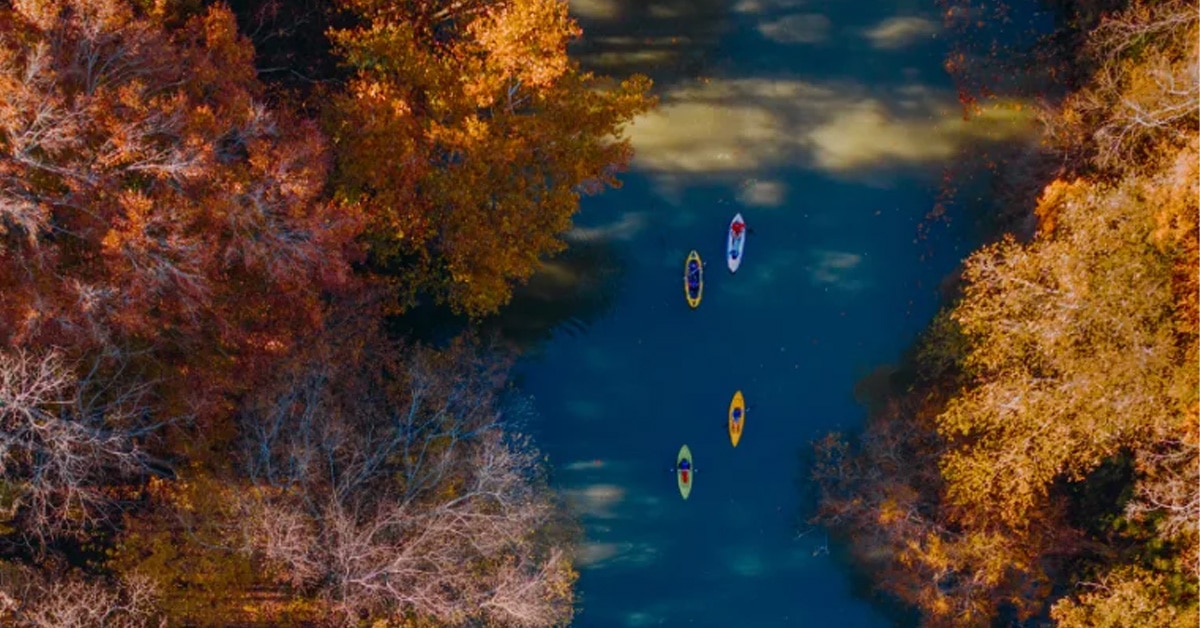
[0,0,644,624]
[326,0,654,316]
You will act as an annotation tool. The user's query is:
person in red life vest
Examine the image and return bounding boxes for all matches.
[730,219,746,261]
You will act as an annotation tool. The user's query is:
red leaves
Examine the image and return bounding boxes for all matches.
[0,1,362,420]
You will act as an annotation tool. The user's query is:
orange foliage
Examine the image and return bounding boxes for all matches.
[327,0,654,316]
[0,0,362,417]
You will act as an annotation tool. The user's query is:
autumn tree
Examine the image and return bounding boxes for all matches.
[937,174,1183,528]
[233,307,576,625]
[1047,0,1198,173]
[107,468,284,627]
[0,0,361,416]
[812,325,1067,625]
[326,0,654,316]
[815,160,1198,624]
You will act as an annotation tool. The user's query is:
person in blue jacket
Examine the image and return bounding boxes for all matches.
[687,260,700,292]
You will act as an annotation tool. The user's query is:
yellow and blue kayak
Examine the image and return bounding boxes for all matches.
[677,444,693,499]
[729,391,745,447]
[684,250,703,308]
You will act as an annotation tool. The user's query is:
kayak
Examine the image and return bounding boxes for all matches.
[684,250,703,309]
[727,213,746,273]
[677,444,693,500]
[729,390,745,447]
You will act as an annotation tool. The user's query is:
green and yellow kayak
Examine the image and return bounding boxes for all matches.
[677,444,693,500]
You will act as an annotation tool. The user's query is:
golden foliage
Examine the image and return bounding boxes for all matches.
[940,172,1182,528]
[1051,567,1200,628]
[1052,0,1198,173]
[327,0,654,316]
[108,469,271,627]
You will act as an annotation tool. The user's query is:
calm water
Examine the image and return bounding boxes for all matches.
[509,1,1033,626]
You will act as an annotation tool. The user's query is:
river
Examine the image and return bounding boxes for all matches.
[504,0,1034,626]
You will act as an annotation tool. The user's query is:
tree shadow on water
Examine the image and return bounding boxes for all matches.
[478,233,627,353]
[795,433,922,627]
[390,233,626,354]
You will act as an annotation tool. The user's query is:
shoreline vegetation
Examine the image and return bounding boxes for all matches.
[0,0,1194,626]
[810,0,1198,625]
[0,0,650,625]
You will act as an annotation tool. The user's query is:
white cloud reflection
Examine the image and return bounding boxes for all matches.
[737,179,787,207]
[757,13,831,44]
[808,250,865,290]
[626,77,1036,198]
[862,16,940,50]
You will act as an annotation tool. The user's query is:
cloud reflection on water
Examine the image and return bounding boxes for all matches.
[567,211,649,242]
[564,483,627,519]
[732,0,811,13]
[558,457,671,572]
[627,77,1036,199]
[862,16,941,50]
[570,0,621,20]
[757,13,831,44]
[737,179,787,207]
[567,0,729,84]
[808,250,866,291]
[578,540,663,569]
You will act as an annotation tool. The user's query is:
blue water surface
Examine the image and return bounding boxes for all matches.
[509,1,1034,626]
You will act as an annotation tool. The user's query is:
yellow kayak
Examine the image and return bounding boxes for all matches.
[684,250,703,308]
[729,391,745,447]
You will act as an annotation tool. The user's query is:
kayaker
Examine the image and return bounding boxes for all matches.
[732,407,743,422]
[687,260,700,288]
[678,458,691,482]
[731,220,745,239]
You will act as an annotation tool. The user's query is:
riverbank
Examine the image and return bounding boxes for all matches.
[809,0,1198,624]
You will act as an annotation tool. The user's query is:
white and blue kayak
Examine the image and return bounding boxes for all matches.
[727,213,746,273]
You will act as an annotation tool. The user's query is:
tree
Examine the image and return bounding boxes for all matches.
[0,0,361,416]
[938,175,1182,529]
[107,469,276,627]
[1050,0,1198,172]
[326,0,654,316]
[0,562,160,628]
[236,311,575,625]
[811,384,1063,625]
[0,348,164,549]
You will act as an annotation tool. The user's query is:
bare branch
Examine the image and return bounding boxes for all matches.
[0,348,171,549]
[0,563,161,628]
[237,328,573,626]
